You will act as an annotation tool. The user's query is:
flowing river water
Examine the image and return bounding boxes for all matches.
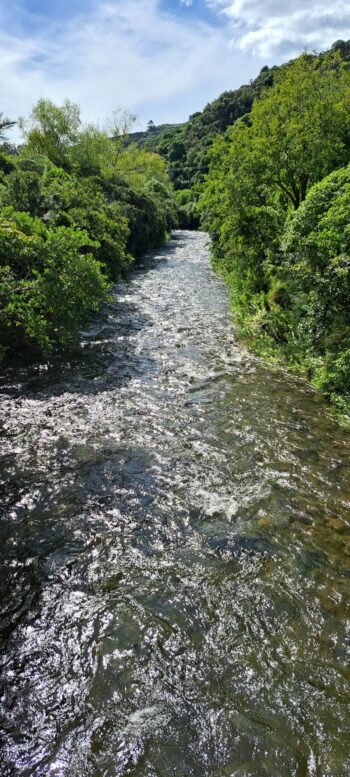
[1,231,350,777]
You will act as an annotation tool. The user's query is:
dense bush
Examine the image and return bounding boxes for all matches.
[0,209,107,356]
[0,100,178,360]
[281,165,350,411]
[200,47,350,419]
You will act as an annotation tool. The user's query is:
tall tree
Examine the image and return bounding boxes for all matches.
[0,112,16,145]
[245,51,350,209]
[19,99,81,168]
[201,49,350,275]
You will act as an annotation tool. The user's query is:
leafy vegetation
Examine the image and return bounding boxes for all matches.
[282,166,350,416]
[0,100,178,360]
[128,63,280,196]
[200,44,350,421]
[2,39,350,423]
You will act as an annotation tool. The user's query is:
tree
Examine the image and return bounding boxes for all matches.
[241,51,350,209]
[0,112,16,145]
[201,48,350,294]
[280,164,350,407]
[113,145,171,189]
[0,209,108,354]
[69,124,118,176]
[107,108,136,142]
[19,99,81,167]
[0,97,178,361]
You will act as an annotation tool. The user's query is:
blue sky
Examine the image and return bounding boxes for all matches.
[1,0,350,138]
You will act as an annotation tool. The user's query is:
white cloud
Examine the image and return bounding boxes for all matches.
[209,0,350,57]
[1,0,349,140]
[0,0,256,137]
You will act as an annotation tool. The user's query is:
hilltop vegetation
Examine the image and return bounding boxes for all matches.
[129,64,278,192]
[0,100,177,360]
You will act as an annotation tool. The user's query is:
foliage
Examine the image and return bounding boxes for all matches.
[176,189,200,229]
[245,52,350,209]
[200,44,350,419]
[69,125,118,176]
[128,62,280,191]
[114,146,171,189]
[0,209,108,354]
[19,99,81,168]
[0,99,178,359]
[201,47,350,279]
[281,165,350,408]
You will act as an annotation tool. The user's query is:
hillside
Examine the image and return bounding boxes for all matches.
[128,64,278,191]
[128,39,350,194]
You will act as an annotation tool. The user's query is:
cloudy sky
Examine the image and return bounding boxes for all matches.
[1,0,350,136]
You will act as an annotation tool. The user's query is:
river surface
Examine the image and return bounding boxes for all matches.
[1,231,350,776]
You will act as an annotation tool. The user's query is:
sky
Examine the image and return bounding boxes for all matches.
[1,0,350,137]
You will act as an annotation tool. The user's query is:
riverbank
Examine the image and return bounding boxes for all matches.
[199,51,350,436]
[219,272,350,430]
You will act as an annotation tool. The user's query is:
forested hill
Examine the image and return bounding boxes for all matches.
[128,64,277,192]
[129,39,350,194]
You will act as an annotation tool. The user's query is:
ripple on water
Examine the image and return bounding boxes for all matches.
[1,231,350,776]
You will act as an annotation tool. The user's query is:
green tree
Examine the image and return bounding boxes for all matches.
[19,99,81,168]
[0,112,16,145]
[0,209,108,354]
[69,125,116,176]
[201,49,350,312]
[282,164,350,398]
[245,51,350,209]
[0,98,178,361]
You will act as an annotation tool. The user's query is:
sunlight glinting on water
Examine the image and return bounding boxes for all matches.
[1,232,350,776]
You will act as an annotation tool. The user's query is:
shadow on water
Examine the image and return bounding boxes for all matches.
[1,232,350,776]
[0,243,178,626]
[0,250,171,639]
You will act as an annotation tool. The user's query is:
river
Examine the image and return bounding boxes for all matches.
[1,231,350,776]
